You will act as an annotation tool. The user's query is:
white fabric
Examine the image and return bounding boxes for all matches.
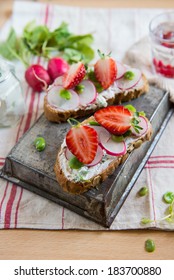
[0,1,174,230]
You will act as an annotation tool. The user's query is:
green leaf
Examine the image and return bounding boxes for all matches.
[139,111,146,117]
[124,104,136,113]
[62,48,83,63]
[69,156,84,169]
[59,89,72,100]
[75,43,95,63]
[65,34,93,46]
[0,28,18,60]
[123,130,132,137]
[88,121,100,126]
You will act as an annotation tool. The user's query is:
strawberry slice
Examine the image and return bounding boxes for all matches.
[63,62,86,89]
[94,105,132,135]
[94,50,117,89]
[66,125,98,164]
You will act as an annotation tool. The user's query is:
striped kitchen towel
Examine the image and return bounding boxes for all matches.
[0,0,174,230]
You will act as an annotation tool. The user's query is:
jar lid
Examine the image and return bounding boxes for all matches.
[0,58,10,83]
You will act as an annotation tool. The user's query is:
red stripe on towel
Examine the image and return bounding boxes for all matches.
[150,155,174,159]
[146,163,157,224]
[13,4,51,229]
[4,185,17,229]
[145,165,174,169]
[148,160,174,165]
[0,183,9,222]
[14,188,23,228]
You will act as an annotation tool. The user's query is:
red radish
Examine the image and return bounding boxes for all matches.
[88,125,110,143]
[63,62,86,89]
[94,105,132,135]
[76,80,97,106]
[66,124,98,164]
[116,61,126,80]
[25,64,51,92]
[116,68,141,91]
[47,57,69,81]
[94,50,117,89]
[47,85,79,111]
[131,116,148,137]
[86,145,104,167]
[100,138,126,156]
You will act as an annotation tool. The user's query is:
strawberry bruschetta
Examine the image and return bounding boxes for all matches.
[54,104,152,194]
[44,51,149,123]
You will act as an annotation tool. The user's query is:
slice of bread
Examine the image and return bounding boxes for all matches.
[44,74,149,123]
[54,115,152,194]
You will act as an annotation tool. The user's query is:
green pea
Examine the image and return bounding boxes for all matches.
[69,156,84,169]
[111,135,124,143]
[163,192,174,204]
[124,70,135,80]
[34,137,46,152]
[145,239,155,253]
[138,186,148,197]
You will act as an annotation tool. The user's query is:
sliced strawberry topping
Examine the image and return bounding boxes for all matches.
[66,125,98,164]
[63,62,86,89]
[94,52,117,89]
[94,105,132,135]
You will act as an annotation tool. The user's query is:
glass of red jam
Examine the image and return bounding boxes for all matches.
[149,12,174,78]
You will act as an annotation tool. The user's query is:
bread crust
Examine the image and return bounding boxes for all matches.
[54,116,152,195]
[44,74,149,123]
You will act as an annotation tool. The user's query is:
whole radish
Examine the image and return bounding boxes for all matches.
[25,64,51,92]
[47,57,69,81]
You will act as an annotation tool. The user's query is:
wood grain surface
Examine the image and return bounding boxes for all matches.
[0,0,174,260]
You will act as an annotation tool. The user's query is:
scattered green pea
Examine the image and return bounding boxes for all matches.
[163,192,174,204]
[138,186,148,197]
[124,70,135,80]
[34,137,46,152]
[111,135,124,143]
[69,156,84,169]
[60,89,72,100]
[145,239,155,253]
[75,84,85,94]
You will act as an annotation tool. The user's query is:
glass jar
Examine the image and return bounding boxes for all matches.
[0,58,26,127]
[149,12,174,78]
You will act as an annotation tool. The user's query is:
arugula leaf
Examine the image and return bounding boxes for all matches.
[0,28,18,60]
[0,21,95,66]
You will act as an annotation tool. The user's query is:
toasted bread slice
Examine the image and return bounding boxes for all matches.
[44,74,149,123]
[54,115,152,194]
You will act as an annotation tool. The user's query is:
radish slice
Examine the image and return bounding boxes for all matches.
[116,61,127,80]
[65,145,104,167]
[77,80,97,106]
[88,125,110,143]
[131,116,148,137]
[86,146,104,167]
[116,68,142,90]
[54,76,63,86]
[65,147,73,160]
[100,138,126,156]
[47,85,79,111]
